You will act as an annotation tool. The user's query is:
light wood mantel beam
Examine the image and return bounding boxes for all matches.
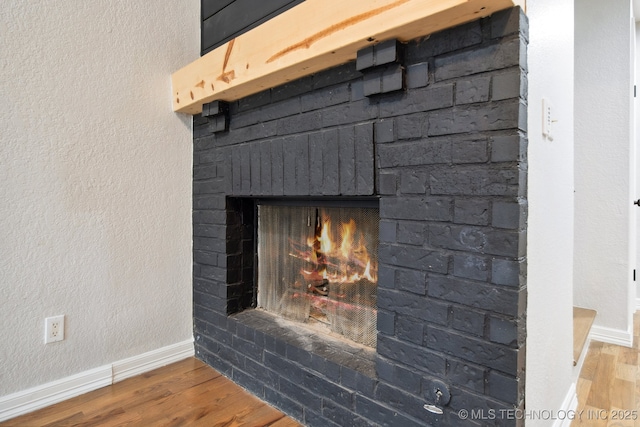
[172,0,525,115]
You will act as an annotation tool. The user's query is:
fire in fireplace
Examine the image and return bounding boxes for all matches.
[256,202,379,347]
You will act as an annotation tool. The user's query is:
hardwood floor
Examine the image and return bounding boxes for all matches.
[0,358,302,427]
[572,311,640,427]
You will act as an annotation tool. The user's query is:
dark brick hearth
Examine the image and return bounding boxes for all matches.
[192,7,528,426]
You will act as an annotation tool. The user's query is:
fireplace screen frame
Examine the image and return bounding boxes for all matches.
[253,197,380,348]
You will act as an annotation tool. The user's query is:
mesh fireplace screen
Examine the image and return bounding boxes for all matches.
[257,204,379,347]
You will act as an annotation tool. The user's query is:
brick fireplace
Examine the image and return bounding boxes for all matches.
[192,6,527,426]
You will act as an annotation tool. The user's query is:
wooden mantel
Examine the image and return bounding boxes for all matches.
[172,0,525,115]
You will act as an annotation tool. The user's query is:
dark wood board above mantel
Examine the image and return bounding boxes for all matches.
[201,0,304,55]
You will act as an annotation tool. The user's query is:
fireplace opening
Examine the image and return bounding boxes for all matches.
[256,200,379,348]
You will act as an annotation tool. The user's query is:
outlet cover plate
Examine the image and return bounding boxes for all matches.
[45,315,65,344]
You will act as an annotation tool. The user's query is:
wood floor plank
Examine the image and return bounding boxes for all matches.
[59,407,140,427]
[618,346,639,365]
[610,378,635,409]
[39,412,86,427]
[67,365,221,423]
[181,385,277,425]
[110,374,253,426]
[129,378,246,426]
[616,363,637,382]
[188,402,286,427]
[586,352,616,409]
[637,370,640,416]
[601,343,620,356]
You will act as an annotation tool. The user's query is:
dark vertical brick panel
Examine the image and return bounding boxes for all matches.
[271,139,284,196]
[321,129,340,195]
[259,141,272,195]
[194,7,528,426]
[355,123,375,195]
[338,126,356,195]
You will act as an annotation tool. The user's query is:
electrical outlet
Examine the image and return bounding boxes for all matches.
[45,315,65,344]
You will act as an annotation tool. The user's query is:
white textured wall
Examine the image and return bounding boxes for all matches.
[526,0,576,420]
[574,0,634,339]
[0,1,199,395]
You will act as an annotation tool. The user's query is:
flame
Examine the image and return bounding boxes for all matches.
[319,220,332,254]
[340,220,355,259]
[300,213,377,285]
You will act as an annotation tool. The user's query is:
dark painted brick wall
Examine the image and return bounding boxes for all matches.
[193,7,528,426]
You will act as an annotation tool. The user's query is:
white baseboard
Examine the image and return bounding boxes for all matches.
[552,382,578,427]
[590,325,633,348]
[113,339,195,383]
[572,333,592,382]
[0,365,112,423]
[0,338,194,422]
[636,298,640,311]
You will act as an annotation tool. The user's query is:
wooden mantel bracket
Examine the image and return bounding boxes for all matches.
[171,0,526,115]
